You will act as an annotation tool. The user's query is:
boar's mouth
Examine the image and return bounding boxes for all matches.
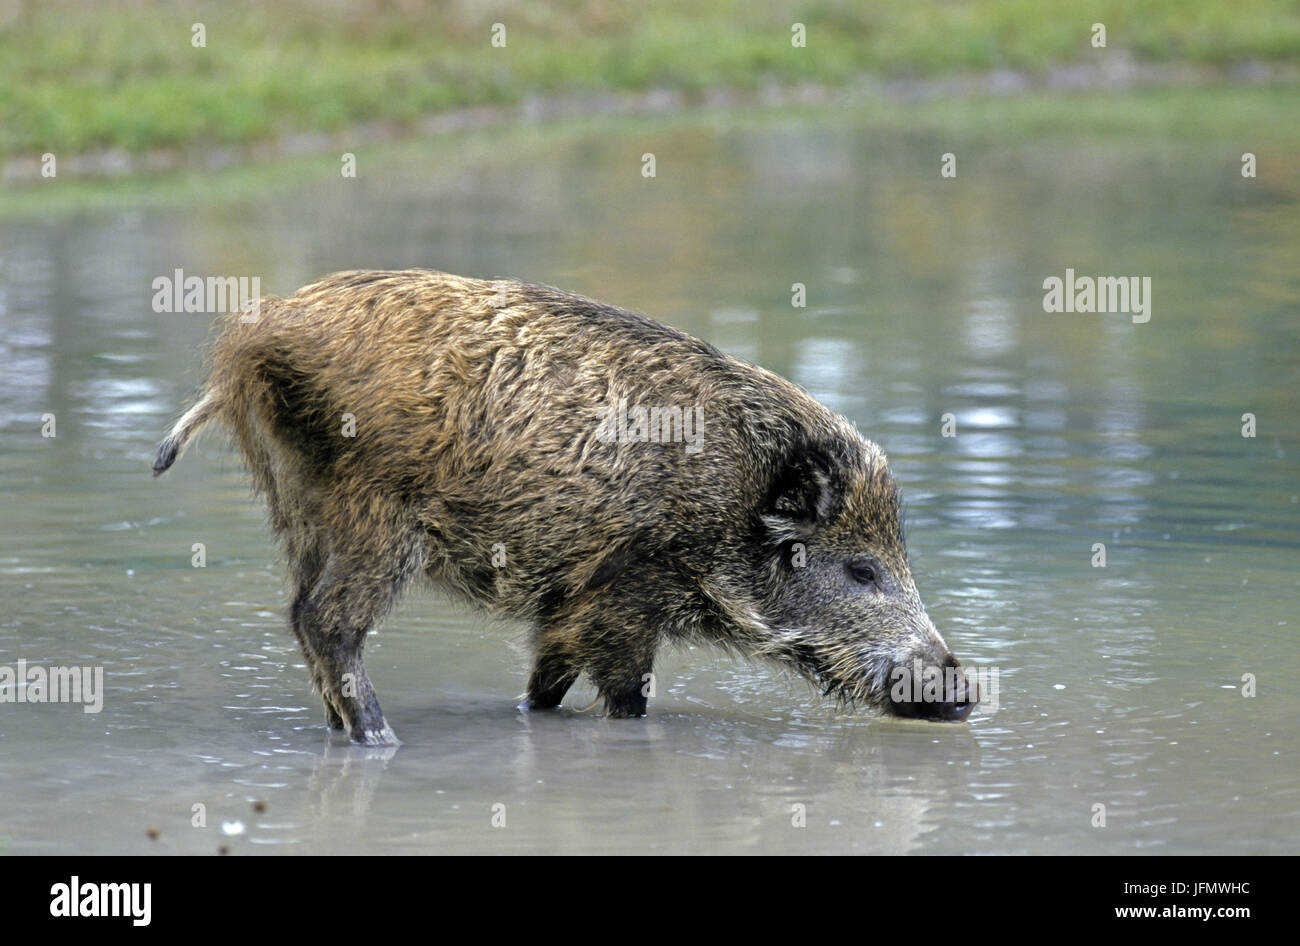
[802,649,977,723]
[883,657,977,723]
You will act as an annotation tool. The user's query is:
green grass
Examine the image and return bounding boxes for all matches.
[3,0,1299,161]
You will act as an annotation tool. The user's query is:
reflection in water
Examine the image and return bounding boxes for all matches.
[0,105,1297,853]
[301,742,401,833]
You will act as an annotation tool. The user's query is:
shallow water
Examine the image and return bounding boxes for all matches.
[1,98,1297,854]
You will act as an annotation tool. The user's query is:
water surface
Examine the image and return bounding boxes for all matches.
[1,96,1297,854]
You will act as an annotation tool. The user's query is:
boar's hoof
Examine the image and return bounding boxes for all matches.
[603,693,649,718]
[351,723,401,747]
[324,704,345,731]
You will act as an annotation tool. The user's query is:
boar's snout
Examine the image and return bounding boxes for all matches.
[886,652,977,722]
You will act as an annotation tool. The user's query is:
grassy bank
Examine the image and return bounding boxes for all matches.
[5,82,1297,218]
[3,0,1299,163]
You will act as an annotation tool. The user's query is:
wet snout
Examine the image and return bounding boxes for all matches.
[887,652,977,722]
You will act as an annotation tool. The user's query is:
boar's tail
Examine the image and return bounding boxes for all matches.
[152,387,222,477]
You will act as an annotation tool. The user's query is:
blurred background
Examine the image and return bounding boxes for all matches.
[0,1,1297,854]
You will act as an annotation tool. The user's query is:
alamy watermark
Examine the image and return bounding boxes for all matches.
[889,660,1000,715]
[0,659,104,713]
[151,268,261,321]
[50,877,150,926]
[595,397,705,454]
[1042,268,1151,323]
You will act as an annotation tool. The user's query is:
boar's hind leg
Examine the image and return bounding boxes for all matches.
[287,592,343,732]
[287,536,343,731]
[294,536,417,747]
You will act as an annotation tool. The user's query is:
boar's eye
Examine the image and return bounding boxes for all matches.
[847,560,880,587]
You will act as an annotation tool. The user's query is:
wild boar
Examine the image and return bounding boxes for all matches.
[154,270,975,744]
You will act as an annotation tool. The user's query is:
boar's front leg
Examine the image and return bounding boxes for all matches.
[582,600,662,719]
[524,631,583,710]
[524,596,660,717]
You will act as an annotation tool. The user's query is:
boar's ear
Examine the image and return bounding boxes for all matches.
[762,437,844,540]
